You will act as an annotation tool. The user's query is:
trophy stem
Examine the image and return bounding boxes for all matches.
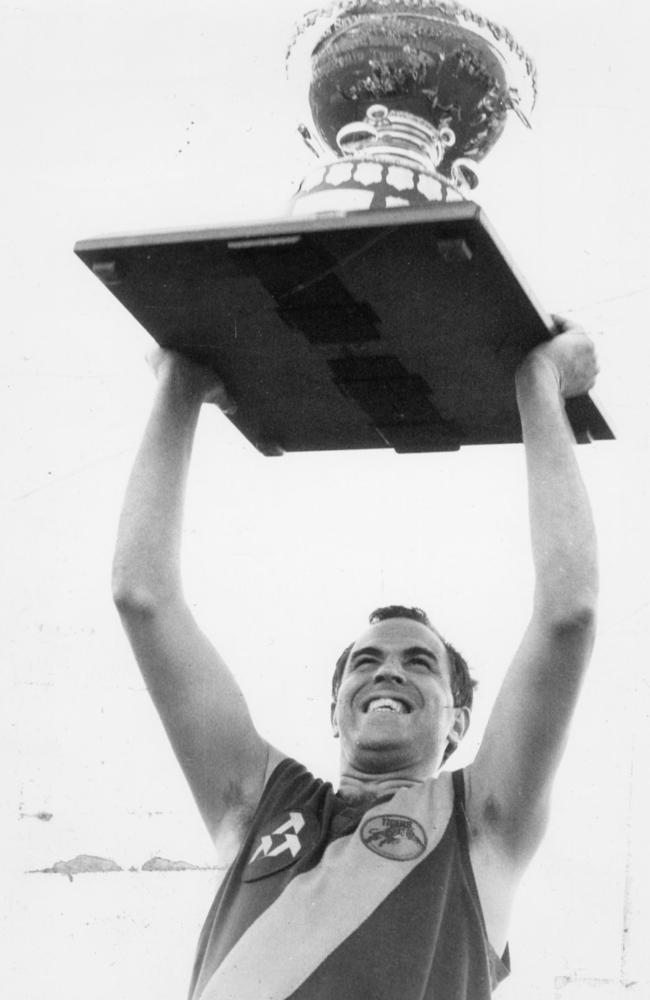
[336,104,455,175]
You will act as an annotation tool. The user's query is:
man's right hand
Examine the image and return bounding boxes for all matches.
[147,346,237,413]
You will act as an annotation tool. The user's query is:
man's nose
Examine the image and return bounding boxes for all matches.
[372,657,406,683]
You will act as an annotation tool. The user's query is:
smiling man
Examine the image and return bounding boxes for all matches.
[332,611,472,780]
[112,320,599,998]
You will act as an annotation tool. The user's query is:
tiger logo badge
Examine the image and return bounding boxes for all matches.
[361,813,427,861]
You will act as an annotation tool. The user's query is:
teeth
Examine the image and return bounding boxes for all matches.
[368,697,406,714]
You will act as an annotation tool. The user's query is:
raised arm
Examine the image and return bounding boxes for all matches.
[467,321,599,868]
[112,350,281,853]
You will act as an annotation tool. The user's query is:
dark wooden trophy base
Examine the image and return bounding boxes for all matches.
[75,202,613,455]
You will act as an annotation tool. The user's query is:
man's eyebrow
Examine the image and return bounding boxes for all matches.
[349,646,383,662]
[349,645,441,663]
[403,645,440,662]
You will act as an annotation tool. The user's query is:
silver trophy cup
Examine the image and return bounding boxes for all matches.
[286,0,536,214]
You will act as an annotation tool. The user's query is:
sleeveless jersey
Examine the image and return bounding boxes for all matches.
[189,759,509,1000]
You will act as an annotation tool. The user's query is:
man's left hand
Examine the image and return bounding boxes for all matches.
[518,317,599,399]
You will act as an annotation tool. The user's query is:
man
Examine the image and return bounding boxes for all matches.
[112,319,599,998]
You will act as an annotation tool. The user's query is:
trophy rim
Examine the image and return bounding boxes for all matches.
[286,0,537,159]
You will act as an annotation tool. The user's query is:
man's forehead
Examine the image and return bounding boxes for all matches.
[350,617,446,656]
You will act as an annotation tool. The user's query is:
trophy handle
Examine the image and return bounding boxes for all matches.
[507,88,532,129]
[297,123,328,160]
[450,158,480,193]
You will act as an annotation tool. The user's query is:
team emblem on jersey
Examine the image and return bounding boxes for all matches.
[361,813,427,861]
[243,810,314,881]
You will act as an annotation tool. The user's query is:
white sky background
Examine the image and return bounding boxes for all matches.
[3,1,650,998]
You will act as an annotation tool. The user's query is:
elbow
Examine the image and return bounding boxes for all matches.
[111,565,170,619]
[560,605,597,638]
[534,576,598,632]
[112,582,159,619]
[539,600,598,638]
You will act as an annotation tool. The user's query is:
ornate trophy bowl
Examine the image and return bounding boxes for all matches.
[287,0,536,212]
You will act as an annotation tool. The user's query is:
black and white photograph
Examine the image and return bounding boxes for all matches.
[4,2,649,998]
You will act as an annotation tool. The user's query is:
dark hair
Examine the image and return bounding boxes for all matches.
[330,605,477,712]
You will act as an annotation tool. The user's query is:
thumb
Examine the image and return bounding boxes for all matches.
[206,382,237,414]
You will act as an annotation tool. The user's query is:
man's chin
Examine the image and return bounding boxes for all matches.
[361,711,415,739]
[356,715,409,742]
[348,731,416,770]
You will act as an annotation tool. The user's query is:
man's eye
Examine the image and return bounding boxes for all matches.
[353,657,380,670]
[410,658,434,670]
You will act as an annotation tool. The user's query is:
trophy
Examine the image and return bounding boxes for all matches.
[285,0,536,215]
[74,2,613,452]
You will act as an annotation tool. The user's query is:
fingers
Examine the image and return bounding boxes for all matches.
[145,344,179,384]
[206,383,237,414]
[550,315,599,364]
[551,313,585,336]
[145,344,165,372]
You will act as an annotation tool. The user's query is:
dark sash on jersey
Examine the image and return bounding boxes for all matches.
[198,777,453,1000]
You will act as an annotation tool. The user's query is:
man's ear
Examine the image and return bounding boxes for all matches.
[330,700,340,739]
[448,706,470,751]
[441,706,471,766]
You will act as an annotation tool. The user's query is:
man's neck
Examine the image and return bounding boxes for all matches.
[337,769,437,803]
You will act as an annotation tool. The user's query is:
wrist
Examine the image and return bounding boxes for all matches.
[515,351,562,401]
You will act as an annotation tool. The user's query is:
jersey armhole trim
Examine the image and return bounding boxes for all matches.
[451,768,511,986]
[262,744,290,789]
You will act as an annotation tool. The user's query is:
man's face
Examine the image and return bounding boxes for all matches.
[331,618,469,776]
